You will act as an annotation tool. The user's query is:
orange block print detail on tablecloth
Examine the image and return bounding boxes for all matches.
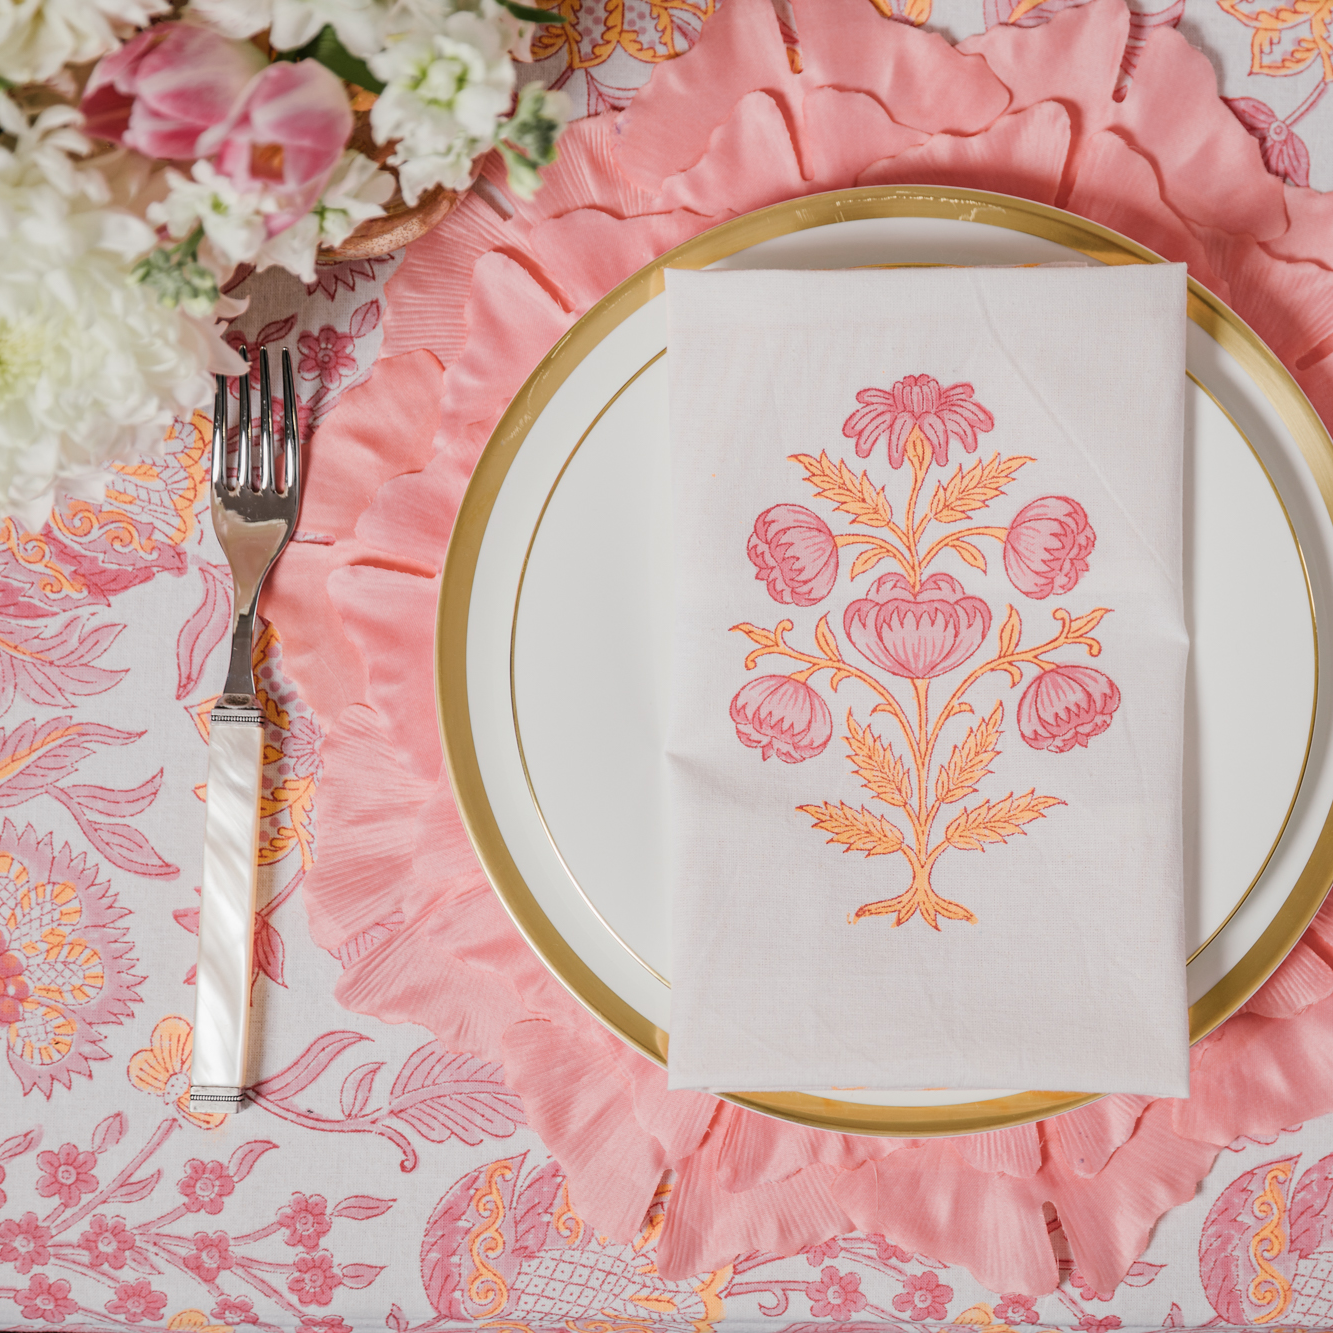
[529,0,717,69]
[127,1015,226,1130]
[730,377,1119,929]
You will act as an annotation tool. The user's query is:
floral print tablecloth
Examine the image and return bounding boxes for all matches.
[3,2,1333,1330]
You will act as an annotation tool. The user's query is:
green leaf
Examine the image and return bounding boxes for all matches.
[497,0,572,22]
[278,24,386,93]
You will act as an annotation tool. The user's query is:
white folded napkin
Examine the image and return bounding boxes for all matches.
[664,264,1189,1096]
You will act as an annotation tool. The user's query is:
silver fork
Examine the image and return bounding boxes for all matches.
[189,346,302,1114]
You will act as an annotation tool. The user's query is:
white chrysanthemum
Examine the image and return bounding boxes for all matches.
[369,6,516,204]
[0,97,227,529]
[186,0,386,56]
[0,0,170,84]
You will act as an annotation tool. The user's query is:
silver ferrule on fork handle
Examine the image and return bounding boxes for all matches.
[189,704,265,1112]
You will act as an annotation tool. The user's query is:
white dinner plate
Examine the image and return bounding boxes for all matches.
[438,188,1333,1134]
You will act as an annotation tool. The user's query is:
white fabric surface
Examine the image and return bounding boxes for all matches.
[664,264,1190,1096]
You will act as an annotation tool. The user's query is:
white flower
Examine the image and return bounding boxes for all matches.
[0,95,232,530]
[369,6,516,205]
[313,149,393,246]
[148,160,275,267]
[0,0,169,84]
[186,0,386,56]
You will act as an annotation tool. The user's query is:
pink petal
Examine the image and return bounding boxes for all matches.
[1064,130,1228,298]
[1240,940,1333,1018]
[328,565,442,783]
[299,705,435,951]
[802,88,930,190]
[1049,1094,1154,1177]
[959,0,1127,174]
[859,101,1072,207]
[948,1122,1042,1176]
[258,349,444,726]
[1108,24,1287,242]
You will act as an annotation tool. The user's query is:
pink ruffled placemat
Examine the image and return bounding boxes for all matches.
[261,0,1333,1301]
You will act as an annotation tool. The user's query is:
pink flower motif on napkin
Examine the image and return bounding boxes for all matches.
[105,1279,167,1324]
[842,376,994,468]
[16,1273,77,1325]
[77,1216,136,1270]
[893,1270,954,1321]
[1003,497,1096,599]
[730,675,833,763]
[844,572,991,679]
[36,1144,98,1209]
[178,1159,235,1214]
[749,504,839,606]
[994,1293,1040,1324]
[806,1266,868,1321]
[1076,1317,1122,1333]
[278,1192,333,1250]
[0,1213,52,1274]
[1018,664,1121,754]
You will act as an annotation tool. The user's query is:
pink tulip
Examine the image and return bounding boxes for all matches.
[1018,665,1121,753]
[81,23,266,159]
[731,675,833,764]
[1003,495,1096,600]
[748,504,839,607]
[842,375,994,468]
[197,60,353,234]
[844,572,991,679]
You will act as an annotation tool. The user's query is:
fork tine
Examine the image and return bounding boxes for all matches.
[237,347,252,494]
[281,348,299,498]
[258,346,275,493]
[211,373,226,492]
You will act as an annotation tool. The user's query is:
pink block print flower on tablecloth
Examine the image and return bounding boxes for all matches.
[212,1295,259,1325]
[994,1293,1041,1324]
[806,1265,868,1321]
[178,1159,235,1214]
[16,1273,77,1324]
[749,504,839,606]
[801,1236,843,1266]
[0,1212,52,1274]
[77,1215,136,1269]
[298,327,358,390]
[105,1279,168,1324]
[842,375,994,468]
[730,674,833,763]
[1076,1316,1122,1333]
[182,1231,235,1283]
[1003,496,1096,599]
[893,1270,954,1321]
[1226,96,1313,187]
[1018,664,1121,753]
[734,384,1119,928]
[295,1318,353,1333]
[288,1250,343,1305]
[278,1192,332,1250]
[1,821,145,1096]
[36,1143,98,1208]
[871,1235,912,1263]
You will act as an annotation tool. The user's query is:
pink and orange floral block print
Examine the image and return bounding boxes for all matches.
[730,377,1120,929]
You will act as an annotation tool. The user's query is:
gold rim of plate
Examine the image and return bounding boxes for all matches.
[436,185,1333,1136]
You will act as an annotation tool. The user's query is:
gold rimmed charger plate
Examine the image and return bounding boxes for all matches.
[437,186,1333,1135]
